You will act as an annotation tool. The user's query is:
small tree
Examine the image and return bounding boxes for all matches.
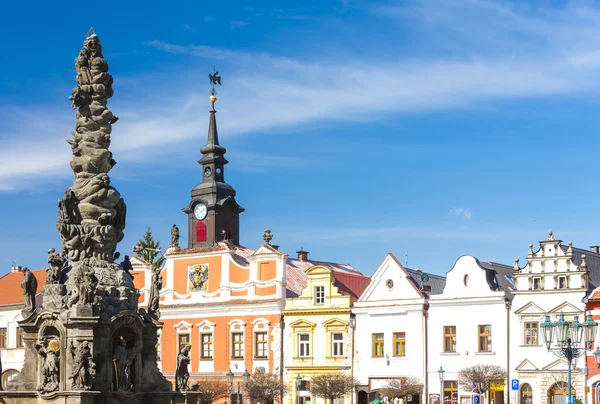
[379,377,424,401]
[458,364,506,396]
[309,373,358,404]
[246,369,288,404]
[136,227,164,269]
[197,379,230,404]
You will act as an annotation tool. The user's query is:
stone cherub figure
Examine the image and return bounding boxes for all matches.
[36,338,60,393]
[70,341,95,390]
[175,344,191,391]
[171,224,180,247]
[19,266,38,313]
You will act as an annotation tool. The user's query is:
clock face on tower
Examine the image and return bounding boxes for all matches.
[194,203,207,220]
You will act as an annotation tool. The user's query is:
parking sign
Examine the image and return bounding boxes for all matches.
[473,395,481,404]
[511,380,519,391]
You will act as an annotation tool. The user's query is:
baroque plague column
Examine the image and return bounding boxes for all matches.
[5,30,174,403]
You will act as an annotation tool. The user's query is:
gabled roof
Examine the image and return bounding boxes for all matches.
[285,257,363,298]
[0,269,46,306]
[405,268,446,295]
[561,245,600,294]
[332,271,371,303]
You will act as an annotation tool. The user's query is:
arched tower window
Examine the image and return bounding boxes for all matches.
[520,384,532,404]
[196,221,207,242]
[223,222,232,241]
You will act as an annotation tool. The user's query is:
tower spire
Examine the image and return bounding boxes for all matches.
[182,68,244,249]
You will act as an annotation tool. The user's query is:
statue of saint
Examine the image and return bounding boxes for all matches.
[171,224,180,247]
[46,248,67,284]
[113,338,134,392]
[36,339,60,393]
[70,341,95,390]
[147,269,163,320]
[120,255,133,278]
[175,344,191,391]
[19,266,37,312]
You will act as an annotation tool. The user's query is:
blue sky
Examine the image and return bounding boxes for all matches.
[2,0,600,277]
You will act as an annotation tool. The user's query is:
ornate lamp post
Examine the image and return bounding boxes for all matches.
[541,313,598,404]
[438,367,445,404]
[295,375,303,404]
[226,369,251,404]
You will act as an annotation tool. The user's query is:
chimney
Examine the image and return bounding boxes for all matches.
[271,245,280,251]
[297,247,309,262]
[591,246,600,254]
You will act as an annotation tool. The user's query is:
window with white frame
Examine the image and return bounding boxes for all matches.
[332,332,344,357]
[558,276,567,289]
[298,333,310,357]
[255,332,268,359]
[524,321,538,345]
[232,332,244,358]
[201,333,213,359]
[314,286,325,305]
[532,277,542,290]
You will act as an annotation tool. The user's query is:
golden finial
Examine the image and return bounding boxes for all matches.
[208,65,221,108]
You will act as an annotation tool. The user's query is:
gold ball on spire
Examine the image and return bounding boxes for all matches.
[209,94,217,104]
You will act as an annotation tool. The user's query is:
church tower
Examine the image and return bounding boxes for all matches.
[183,79,244,248]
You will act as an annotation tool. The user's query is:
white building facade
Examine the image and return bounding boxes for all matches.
[509,232,590,404]
[353,254,445,404]
[427,256,512,404]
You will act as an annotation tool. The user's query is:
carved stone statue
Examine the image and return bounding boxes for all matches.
[19,266,37,313]
[175,344,191,391]
[46,248,67,284]
[147,269,162,320]
[36,339,60,393]
[113,338,134,392]
[120,255,133,278]
[70,341,95,390]
[171,224,180,247]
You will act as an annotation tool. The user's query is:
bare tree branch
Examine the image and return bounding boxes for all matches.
[309,373,359,402]
[457,365,507,395]
[378,377,424,399]
[197,380,230,404]
[246,369,289,404]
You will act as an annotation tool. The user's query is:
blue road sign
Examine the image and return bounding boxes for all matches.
[473,395,481,404]
[511,380,519,391]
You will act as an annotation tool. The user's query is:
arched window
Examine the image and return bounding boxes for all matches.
[196,221,207,242]
[549,382,575,404]
[223,222,232,241]
[1,369,20,389]
[593,382,600,404]
[521,383,532,404]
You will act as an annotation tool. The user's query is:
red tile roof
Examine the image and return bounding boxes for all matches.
[332,271,371,303]
[0,269,46,305]
[285,258,365,298]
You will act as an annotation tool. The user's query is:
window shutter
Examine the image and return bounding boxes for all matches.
[196,221,207,242]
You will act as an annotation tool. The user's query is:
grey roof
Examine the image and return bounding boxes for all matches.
[479,260,515,299]
[405,268,446,296]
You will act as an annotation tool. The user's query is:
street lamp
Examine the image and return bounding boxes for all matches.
[438,367,445,404]
[541,312,598,404]
[226,369,250,404]
[295,375,303,404]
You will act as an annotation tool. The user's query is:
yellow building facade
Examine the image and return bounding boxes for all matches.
[283,265,370,404]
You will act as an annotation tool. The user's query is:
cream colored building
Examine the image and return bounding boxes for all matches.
[283,265,370,404]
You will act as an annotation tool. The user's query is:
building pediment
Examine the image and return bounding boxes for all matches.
[358,254,422,302]
[306,266,333,276]
[322,318,349,331]
[542,358,568,371]
[514,301,545,316]
[548,301,582,315]
[251,245,280,257]
[289,319,317,331]
[515,359,538,372]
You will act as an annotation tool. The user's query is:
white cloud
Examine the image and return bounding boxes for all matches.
[449,208,473,219]
[4,0,600,191]
[182,24,199,33]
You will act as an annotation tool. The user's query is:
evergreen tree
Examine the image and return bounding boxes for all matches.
[136,227,164,269]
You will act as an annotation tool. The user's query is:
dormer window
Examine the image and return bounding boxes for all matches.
[314,286,325,305]
[532,277,542,290]
[558,276,567,289]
